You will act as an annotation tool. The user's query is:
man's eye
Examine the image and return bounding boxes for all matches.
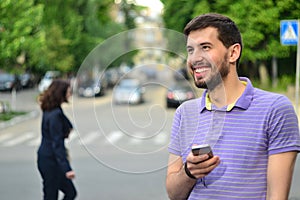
[187,48,193,54]
[202,46,210,50]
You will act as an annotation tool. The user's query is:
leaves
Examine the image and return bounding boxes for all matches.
[161,0,300,77]
[0,0,44,71]
[0,0,126,74]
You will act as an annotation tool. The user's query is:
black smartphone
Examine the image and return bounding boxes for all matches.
[191,144,213,158]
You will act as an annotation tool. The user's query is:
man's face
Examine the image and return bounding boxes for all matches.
[186,27,230,90]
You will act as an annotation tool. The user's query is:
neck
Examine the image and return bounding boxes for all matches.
[208,76,245,108]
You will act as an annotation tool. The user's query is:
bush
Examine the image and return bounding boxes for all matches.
[0,111,26,121]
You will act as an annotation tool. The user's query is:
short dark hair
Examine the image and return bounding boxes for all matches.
[184,13,243,66]
[39,79,70,111]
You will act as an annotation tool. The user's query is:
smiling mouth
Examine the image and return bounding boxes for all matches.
[190,61,212,79]
[194,67,209,73]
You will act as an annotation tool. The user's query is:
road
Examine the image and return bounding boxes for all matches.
[0,87,300,199]
[0,86,174,200]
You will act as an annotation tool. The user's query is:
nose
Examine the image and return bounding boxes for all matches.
[188,49,205,63]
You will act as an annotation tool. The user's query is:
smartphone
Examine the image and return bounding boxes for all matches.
[192,144,213,158]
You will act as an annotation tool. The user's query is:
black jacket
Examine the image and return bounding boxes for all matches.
[38,107,73,173]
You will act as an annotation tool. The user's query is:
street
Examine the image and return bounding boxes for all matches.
[0,87,300,199]
[0,86,174,200]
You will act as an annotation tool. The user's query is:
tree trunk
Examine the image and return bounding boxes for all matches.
[272,56,278,88]
[259,62,269,88]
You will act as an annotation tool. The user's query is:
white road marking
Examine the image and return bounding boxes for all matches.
[66,130,79,143]
[128,132,146,144]
[104,131,123,145]
[0,130,169,147]
[3,132,36,147]
[78,131,102,145]
[0,132,18,143]
[153,132,168,145]
[27,136,41,146]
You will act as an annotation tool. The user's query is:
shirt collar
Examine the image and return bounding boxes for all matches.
[200,77,254,112]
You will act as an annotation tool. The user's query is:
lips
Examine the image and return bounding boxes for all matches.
[193,66,210,79]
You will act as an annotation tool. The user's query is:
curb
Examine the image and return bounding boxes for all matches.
[0,110,40,130]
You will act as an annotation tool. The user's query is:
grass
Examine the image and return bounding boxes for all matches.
[0,111,27,121]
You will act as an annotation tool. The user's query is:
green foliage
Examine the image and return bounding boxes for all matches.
[0,111,26,121]
[43,25,75,73]
[252,74,294,93]
[160,0,300,82]
[161,0,199,33]
[0,0,136,75]
[0,0,44,73]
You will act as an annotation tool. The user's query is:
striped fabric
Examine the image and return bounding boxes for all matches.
[168,77,300,200]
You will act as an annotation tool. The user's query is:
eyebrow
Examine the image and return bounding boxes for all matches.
[186,42,212,49]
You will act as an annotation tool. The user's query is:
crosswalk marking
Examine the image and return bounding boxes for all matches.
[0,132,17,143]
[104,131,123,145]
[66,130,79,143]
[27,136,41,146]
[3,132,36,147]
[129,132,146,145]
[0,130,169,147]
[78,131,102,145]
[154,132,169,145]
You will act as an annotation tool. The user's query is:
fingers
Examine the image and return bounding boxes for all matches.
[189,153,211,163]
[186,156,220,179]
[66,171,76,179]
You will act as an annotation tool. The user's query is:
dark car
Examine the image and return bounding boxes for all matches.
[0,73,22,91]
[77,78,107,97]
[113,78,145,105]
[166,81,196,108]
[105,68,121,88]
[19,73,36,88]
[174,67,190,81]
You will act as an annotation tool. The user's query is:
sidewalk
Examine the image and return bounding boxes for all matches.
[0,88,40,130]
[0,110,40,130]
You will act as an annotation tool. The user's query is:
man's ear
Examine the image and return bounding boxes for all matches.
[228,43,241,63]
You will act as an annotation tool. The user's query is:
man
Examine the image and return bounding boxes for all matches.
[166,13,300,200]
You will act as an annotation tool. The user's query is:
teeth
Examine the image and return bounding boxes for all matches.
[195,68,208,73]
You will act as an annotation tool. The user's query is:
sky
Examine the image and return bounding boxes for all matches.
[135,0,164,13]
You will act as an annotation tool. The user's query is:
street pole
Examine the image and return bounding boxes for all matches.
[295,19,300,115]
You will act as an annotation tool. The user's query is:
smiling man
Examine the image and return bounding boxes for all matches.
[166,13,300,200]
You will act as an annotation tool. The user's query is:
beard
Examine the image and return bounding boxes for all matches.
[193,55,230,91]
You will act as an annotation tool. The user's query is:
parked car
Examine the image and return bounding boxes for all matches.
[19,73,36,88]
[113,78,145,105]
[166,81,196,108]
[38,71,61,93]
[105,68,121,88]
[77,78,106,97]
[0,73,22,91]
[174,67,190,81]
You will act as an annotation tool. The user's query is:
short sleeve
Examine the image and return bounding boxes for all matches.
[168,107,182,156]
[267,95,300,155]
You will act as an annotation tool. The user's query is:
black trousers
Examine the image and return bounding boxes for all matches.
[37,156,77,200]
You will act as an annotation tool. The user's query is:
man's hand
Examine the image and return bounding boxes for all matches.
[185,151,220,179]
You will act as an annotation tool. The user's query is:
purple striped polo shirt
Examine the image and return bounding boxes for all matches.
[168,77,300,200]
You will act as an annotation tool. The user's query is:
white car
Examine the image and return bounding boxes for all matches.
[113,79,145,105]
[38,71,61,93]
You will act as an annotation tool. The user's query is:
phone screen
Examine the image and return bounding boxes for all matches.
[192,144,213,158]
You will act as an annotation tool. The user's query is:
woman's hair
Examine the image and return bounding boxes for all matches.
[184,13,243,66]
[39,79,70,111]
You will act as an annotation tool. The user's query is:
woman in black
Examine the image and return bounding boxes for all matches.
[37,79,77,200]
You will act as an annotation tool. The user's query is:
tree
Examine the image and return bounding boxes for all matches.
[161,0,199,33]
[38,0,125,73]
[0,0,44,73]
[160,0,300,83]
